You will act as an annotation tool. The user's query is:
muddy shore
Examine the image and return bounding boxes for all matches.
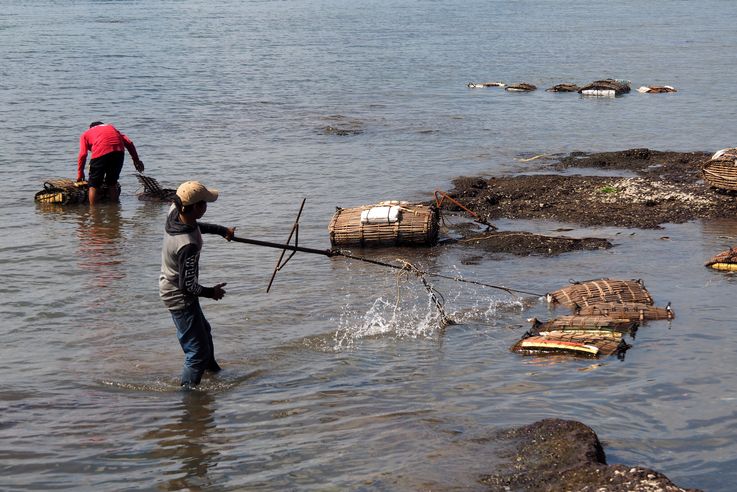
[438,149,736,256]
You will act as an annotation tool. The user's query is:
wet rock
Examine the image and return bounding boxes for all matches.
[323,125,363,136]
[479,418,702,492]
[505,83,537,92]
[546,83,580,92]
[456,230,611,256]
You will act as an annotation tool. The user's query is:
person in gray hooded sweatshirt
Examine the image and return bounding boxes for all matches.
[159,181,235,388]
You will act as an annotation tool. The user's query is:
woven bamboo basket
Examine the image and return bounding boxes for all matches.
[530,315,637,333]
[577,302,674,321]
[34,178,89,204]
[328,201,439,247]
[702,149,737,191]
[34,178,120,205]
[511,331,628,357]
[546,278,653,309]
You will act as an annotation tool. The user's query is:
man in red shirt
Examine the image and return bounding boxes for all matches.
[77,121,145,204]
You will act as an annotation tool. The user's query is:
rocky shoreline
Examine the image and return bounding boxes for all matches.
[438,148,736,256]
[436,149,718,489]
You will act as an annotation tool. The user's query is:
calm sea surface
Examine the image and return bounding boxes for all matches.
[2,1,737,490]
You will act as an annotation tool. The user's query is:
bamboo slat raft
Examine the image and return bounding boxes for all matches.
[546,278,653,309]
[529,315,637,333]
[511,330,629,357]
[705,247,737,271]
[328,201,439,247]
[577,302,674,321]
[702,148,737,191]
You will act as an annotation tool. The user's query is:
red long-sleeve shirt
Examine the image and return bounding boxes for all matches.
[77,124,141,177]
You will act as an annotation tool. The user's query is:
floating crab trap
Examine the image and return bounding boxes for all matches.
[576,301,674,321]
[529,315,637,333]
[328,201,439,247]
[511,330,629,358]
[34,178,89,205]
[546,278,654,309]
[702,148,737,191]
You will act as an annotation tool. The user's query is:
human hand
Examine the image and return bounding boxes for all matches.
[76,174,85,183]
[212,282,227,300]
[134,160,144,173]
[225,227,236,241]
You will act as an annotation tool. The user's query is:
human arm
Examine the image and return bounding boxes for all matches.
[77,133,89,181]
[121,133,144,172]
[199,223,236,241]
[176,244,226,300]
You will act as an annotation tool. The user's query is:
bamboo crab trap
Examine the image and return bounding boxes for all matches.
[705,247,737,271]
[511,330,629,358]
[328,201,440,247]
[546,278,653,309]
[702,148,737,191]
[529,315,637,333]
[576,301,674,321]
[135,173,176,202]
[34,178,94,205]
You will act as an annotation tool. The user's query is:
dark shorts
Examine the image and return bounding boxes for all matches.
[88,151,124,188]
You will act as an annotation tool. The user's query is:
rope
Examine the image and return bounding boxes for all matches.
[396,259,455,327]
[335,250,544,297]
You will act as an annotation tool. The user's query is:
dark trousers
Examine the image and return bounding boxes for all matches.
[170,300,221,387]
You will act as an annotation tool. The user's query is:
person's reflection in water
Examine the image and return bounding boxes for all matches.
[76,204,125,287]
[144,391,219,491]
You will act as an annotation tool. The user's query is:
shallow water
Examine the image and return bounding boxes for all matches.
[2,0,737,490]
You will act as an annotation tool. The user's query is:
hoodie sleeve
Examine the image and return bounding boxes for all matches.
[199,222,228,237]
[176,243,215,298]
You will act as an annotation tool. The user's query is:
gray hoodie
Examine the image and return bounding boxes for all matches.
[159,205,228,310]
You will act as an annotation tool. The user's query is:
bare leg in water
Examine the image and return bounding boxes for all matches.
[88,182,120,205]
[88,186,99,205]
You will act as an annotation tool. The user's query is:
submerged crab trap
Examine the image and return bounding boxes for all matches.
[328,201,440,247]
